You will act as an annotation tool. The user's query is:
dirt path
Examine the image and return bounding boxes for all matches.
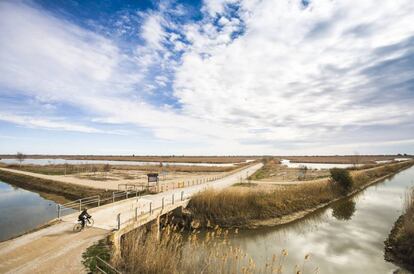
[0,221,109,274]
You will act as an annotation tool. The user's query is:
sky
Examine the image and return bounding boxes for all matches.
[0,0,413,155]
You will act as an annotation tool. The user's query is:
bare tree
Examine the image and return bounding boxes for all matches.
[64,163,69,176]
[298,165,308,180]
[103,164,111,177]
[91,165,98,175]
[16,152,26,167]
[351,152,361,168]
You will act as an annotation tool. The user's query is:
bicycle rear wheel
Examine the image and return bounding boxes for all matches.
[73,223,82,232]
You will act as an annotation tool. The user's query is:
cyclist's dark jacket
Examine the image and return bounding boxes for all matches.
[78,210,91,220]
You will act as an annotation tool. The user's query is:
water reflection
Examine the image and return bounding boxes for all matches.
[202,167,414,273]
[0,180,74,242]
[331,198,356,221]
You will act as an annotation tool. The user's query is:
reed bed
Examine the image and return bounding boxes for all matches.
[188,182,334,227]
[115,224,316,274]
[403,187,414,236]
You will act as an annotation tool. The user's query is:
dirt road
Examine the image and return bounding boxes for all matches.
[0,222,108,274]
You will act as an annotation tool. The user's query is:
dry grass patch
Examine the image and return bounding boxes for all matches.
[114,224,314,274]
[188,181,334,227]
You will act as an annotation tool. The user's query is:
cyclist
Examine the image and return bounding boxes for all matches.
[78,207,92,229]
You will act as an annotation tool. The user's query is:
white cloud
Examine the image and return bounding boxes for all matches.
[0,0,413,154]
[0,112,101,133]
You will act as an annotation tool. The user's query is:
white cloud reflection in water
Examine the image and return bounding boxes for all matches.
[224,167,414,273]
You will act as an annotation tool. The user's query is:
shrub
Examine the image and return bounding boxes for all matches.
[330,168,353,192]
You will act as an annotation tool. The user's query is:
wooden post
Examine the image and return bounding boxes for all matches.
[162,197,164,210]
[135,208,138,220]
[149,202,152,214]
[112,192,115,203]
[79,200,82,212]
[57,204,61,219]
[172,194,175,205]
[117,213,121,230]
[181,191,184,201]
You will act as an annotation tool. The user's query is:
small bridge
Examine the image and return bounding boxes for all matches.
[0,163,262,274]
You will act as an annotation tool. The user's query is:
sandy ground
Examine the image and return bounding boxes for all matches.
[0,167,226,191]
[0,163,262,274]
[0,222,108,274]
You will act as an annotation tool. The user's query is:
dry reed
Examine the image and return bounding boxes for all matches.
[115,224,316,274]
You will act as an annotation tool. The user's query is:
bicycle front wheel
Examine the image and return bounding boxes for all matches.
[86,218,94,228]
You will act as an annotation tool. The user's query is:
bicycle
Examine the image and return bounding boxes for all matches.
[73,217,94,232]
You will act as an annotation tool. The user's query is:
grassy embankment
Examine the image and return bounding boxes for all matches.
[0,169,111,200]
[187,161,414,228]
[384,187,414,271]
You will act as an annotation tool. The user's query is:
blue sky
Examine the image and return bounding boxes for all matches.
[0,0,413,155]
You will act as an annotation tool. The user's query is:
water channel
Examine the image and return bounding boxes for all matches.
[219,166,414,273]
[0,180,74,242]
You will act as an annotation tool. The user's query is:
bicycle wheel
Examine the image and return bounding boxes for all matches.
[86,218,94,228]
[73,223,82,232]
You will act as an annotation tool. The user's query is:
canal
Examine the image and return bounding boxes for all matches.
[0,180,73,242]
[220,166,414,273]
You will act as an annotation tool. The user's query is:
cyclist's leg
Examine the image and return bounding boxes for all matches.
[81,218,85,228]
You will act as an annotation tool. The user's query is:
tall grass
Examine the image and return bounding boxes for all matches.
[403,187,414,236]
[115,224,315,274]
[188,182,334,227]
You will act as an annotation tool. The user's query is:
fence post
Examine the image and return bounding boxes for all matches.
[135,208,138,220]
[117,213,121,230]
[112,192,115,203]
[181,191,184,201]
[172,194,175,205]
[97,196,100,207]
[57,204,61,219]
[162,197,164,209]
[149,202,152,214]
[126,191,128,199]
[79,200,82,212]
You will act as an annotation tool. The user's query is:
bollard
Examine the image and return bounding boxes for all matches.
[162,197,165,209]
[172,194,175,204]
[117,213,121,230]
[181,191,184,201]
